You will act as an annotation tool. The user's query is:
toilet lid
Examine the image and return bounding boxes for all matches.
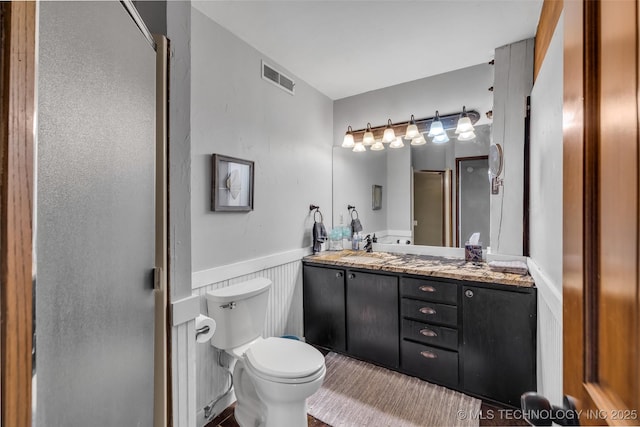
[245,337,325,379]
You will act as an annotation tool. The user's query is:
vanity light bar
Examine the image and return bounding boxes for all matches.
[346,110,480,144]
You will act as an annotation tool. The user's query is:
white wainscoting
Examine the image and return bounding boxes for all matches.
[192,256,306,425]
[528,258,563,406]
[172,320,197,427]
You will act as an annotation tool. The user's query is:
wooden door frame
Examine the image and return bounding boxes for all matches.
[0,2,36,427]
[564,0,640,422]
[413,170,449,246]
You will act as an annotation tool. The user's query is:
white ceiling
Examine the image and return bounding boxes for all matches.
[193,1,543,100]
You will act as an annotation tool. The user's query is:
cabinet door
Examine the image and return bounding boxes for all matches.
[462,286,536,406]
[346,271,399,368]
[303,265,346,351]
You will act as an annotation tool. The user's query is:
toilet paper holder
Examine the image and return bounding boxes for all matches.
[196,325,211,339]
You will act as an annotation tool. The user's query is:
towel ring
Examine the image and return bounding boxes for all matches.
[314,209,323,223]
[350,208,359,220]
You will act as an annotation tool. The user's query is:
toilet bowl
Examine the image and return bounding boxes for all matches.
[232,337,326,427]
[206,278,326,427]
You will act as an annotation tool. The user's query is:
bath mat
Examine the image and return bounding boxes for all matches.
[307,352,481,427]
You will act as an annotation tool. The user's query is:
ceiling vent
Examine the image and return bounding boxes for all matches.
[262,60,295,95]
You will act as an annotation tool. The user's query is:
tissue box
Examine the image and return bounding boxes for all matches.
[465,244,483,263]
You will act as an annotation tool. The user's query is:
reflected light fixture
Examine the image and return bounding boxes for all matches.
[455,106,475,134]
[389,137,405,148]
[457,131,476,141]
[371,141,385,151]
[410,135,426,145]
[382,119,396,143]
[341,125,355,148]
[432,131,449,144]
[353,142,366,152]
[405,115,420,139]
[363,123,376,145]
[427,111,445,137]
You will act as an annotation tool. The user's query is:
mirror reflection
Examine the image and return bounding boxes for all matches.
[332,124,490,249]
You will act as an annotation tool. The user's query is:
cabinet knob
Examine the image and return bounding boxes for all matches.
[348,273,355,279]
[465,289,474,298]
[419,307,436,315]
[419,285,436,293]
[419,328,438,337]
[336,272,343,278]
[420,350,438,359]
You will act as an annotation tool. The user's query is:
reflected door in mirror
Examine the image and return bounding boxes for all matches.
[413,170,452,246]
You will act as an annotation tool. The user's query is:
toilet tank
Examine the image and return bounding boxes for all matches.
[206,277,272,350]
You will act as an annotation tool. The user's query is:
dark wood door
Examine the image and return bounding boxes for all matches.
[462,285,536,407]
[564,1,640,423]
[346,270,399,368]
[303,265,347,352]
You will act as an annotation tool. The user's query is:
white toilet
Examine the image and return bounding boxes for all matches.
[206,278,326,427]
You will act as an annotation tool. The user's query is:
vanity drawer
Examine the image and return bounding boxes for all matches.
[402,318,458,351]
[401,340,458,387]
[401,298,458,327]
[401,277,458,305]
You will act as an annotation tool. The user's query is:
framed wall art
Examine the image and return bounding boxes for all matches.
[211,154,254,212]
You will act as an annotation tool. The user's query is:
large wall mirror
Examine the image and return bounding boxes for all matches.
[333,124,491,250]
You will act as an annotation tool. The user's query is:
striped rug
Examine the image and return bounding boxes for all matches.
[307,352,481,427]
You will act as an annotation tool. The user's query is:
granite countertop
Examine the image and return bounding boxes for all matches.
[304,250,535,288]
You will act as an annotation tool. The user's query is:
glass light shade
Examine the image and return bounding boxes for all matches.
[410,135,426,145]
[342,130,355,148]
[405,114,420,139]
[389,137,405,148]
[363,131,375,145]
[382,126,396,143]
[432,131,449,144]
[363,123,375,145]
[371,141,385,151]
[353,142,366,152]
[405,123,419,139]
[455,116,474,134]
[457,130,476,141]
[427,120,444,137]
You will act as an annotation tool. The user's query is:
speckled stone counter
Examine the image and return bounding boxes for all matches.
[303,250,535,288]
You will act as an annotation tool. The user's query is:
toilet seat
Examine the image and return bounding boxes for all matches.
[244,337,325,384]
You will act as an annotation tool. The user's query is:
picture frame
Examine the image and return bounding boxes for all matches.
[211,154,254,212]
[372,185,382,210]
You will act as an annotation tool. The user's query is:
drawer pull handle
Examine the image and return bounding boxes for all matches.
[419,307,436,315]
[420,351,438,359]
[348,273,355,279]
[336,272,343,278]
[420,328,438,337]
[419,285,436,292]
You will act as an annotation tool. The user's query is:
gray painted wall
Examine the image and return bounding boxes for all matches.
[491,38,534,256]
[332,64,494,240]
[530,30,563,294]
[190,9,333,272]
[530,16,563,406]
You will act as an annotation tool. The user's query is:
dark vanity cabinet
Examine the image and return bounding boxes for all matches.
[302,265,346,352]
[302,261,537,407]
[346,271,399,368]
[461,285,537,407]
[400,277,459,387]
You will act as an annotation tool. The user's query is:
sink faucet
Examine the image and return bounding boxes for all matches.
[363,234,373,253]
